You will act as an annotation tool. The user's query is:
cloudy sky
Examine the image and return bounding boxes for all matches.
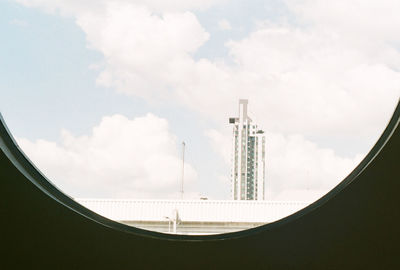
[1,0,399,201]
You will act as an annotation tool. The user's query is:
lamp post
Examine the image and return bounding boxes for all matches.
[164,216,172,233]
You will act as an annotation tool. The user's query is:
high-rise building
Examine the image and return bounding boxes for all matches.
[229,99,266,200]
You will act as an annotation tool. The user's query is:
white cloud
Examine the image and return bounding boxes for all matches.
[13,0,400,201]
[204,127,232,164]
[218,19,232,30]
[17,114,198,199]
[75,2,210,100]
[15,0,228,15]
[223,25,400,137]
[286,0,400,43]
[66,1,400,142]
[14,0,400,138]
[88,62,104,71]
[206,128,363,201]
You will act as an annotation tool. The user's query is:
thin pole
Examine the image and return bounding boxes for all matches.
[180,141,185,200]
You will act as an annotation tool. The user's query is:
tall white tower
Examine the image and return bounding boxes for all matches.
[229,99,266,200]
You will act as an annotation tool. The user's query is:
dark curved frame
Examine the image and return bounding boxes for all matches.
[1,100,400,269]
[1,99,399,242]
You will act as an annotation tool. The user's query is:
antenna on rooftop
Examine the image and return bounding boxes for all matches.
[180,141,185,200]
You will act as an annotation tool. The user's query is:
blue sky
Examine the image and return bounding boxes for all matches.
[1,0,399,200]
[193,0,293,61]
[1,1,147,140]
[0,0,233,199]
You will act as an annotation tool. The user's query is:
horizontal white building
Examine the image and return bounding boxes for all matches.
[76,199,310,235]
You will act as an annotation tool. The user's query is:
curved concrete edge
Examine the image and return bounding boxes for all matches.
[0,100,399,241]
[1,100,400,268]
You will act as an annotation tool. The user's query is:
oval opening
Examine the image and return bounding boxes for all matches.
[1,0,399,236]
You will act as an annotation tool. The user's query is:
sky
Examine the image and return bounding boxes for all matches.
[1,0,399,201]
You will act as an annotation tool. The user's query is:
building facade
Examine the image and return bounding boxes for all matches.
[76,199,309,235]
[229,99,266,200]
